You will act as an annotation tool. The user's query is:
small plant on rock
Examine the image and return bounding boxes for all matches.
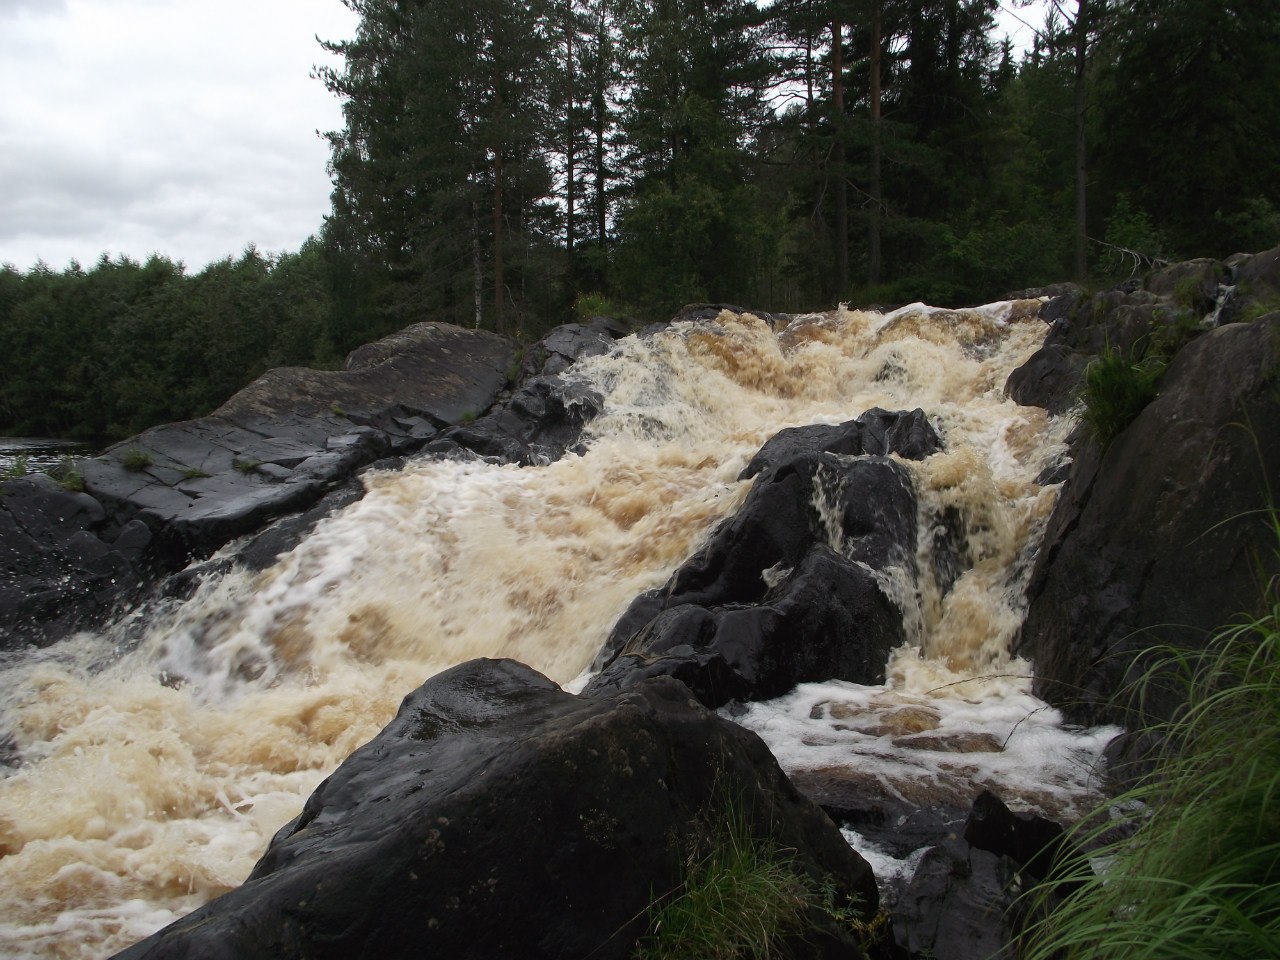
[54,457,85,492]
[635,791,873,960]
[232,458,262,474]
[121,447,153,472]
[1079,345,1165,448]
[2,455,30,480]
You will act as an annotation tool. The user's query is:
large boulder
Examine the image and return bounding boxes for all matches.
[517,316,628,380]
[113,658,878,960]
[1016,315,1280,725]
[585,409,942,708]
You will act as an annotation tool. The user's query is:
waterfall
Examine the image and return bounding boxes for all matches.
[0,304,1115,958]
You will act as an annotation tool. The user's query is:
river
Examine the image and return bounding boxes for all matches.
[0,438,92,477]
[0,305,1117,958]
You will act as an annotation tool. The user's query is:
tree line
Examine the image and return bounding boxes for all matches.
[3,0,1278,442]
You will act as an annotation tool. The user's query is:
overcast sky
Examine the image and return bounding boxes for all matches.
[1,1,1043,275]
[0,0,358,272]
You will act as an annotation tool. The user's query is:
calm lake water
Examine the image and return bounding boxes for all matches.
[0,437,93,475]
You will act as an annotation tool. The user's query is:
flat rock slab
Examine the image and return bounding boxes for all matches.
[84,323,514,563]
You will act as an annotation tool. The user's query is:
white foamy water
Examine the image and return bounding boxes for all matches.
[0,304,1111,957]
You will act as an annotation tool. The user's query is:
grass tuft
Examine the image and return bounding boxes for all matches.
[1079,346,1165,448]
[2,455,29,480]
[1020,508,1280,959]
[634,790,874,960]
[54,456,85,492]
[120,447,153,471]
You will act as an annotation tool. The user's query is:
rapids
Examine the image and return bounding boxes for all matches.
[0,304,1113,958]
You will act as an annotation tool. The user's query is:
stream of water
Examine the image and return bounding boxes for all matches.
[0,305,1116,958]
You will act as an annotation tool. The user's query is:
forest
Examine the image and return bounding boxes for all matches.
[2,0,1278,442]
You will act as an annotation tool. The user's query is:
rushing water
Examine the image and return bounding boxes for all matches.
[0,305,1115,957]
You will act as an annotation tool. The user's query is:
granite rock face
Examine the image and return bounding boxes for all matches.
[1016,315,1280,726]
[82,322,515,565]
[113,659,878,960]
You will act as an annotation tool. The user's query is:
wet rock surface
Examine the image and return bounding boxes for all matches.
[424,374,604,466]
[586,408,941,708]
[792,770,1077,960]
[1017,313,1280,726]
[2,319,628,645]
[0,473,151,647]
[113,658,878,960]
[80,322,515,567]
[1005,244,1280,414]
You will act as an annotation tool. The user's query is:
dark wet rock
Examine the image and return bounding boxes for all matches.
[672,302,788,327]
[1232,245,1280,304]
[588,544,907,708]
[78,323,514,567]
[791,772,1047,960]
[1004,343,1088,414]
[1146,258,1226,314]
[233,471,377,573]
[427,375,604,466]
[1007,247,1280,414]
[963,790,1079,891]
[742,408,942,479]
[517,317,627,381]
[1017,315,1280,726]
[892,840,1018,960]
[795,780,1075,960]
[1,324,515,646]
[113,658,877,960]
[586,409,940,708]
[0,474,150,649]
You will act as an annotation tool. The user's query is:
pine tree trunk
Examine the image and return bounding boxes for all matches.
[565,7,577,257]
[869,8,882,287]
[493,72,505,336]
[494,152,504,335]
[831,20,849,298]
[1074,0,1089,282]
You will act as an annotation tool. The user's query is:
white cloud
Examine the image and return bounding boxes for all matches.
[0,0,358,271]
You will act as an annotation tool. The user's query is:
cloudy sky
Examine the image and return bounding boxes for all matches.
[1,1,1043,275]
[0,0,358,272]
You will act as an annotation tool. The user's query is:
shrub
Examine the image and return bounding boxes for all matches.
[574,291,623,322]
[1020,511,1280,959]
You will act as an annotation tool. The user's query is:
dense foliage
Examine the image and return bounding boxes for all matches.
[3,0,1278,441]
[0,247,339,441]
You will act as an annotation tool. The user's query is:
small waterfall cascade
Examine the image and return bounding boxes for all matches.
[0,303,1116,958]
